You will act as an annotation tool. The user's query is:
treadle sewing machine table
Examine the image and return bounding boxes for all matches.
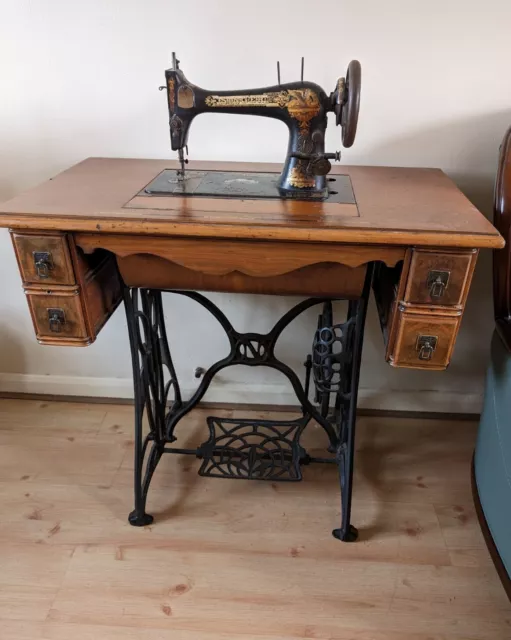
[0,157,503,541]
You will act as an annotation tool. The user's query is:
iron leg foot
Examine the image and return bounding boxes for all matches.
[128,510,154,527]
[332,524,358,542]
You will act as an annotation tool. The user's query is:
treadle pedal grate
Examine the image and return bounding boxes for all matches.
[198,416,310,481]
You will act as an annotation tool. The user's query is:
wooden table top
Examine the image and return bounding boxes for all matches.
[0,158,503,249]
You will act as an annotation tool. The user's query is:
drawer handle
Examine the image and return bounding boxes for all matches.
[427,270,450,299]
[416,335,438,361]
[33,251,54,279]
[47,308,66,333]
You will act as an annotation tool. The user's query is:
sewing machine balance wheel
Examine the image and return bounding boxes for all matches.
[335,60,361,148]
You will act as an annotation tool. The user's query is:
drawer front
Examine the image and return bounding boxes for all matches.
[25,288,89,343]
[12,232,75,285]
[404,249,477,306]
[389,308,461,370]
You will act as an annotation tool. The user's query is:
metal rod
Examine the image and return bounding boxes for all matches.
[308,456,336,464]
[177,147,186,181]
[277,61,281,85]
[162,447,305,462]
[301,56,304,83]
[123,283,372,539]
[163,447,199,455]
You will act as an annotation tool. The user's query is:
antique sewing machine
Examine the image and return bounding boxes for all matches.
[0,54,503,543]
[146,53,360,200]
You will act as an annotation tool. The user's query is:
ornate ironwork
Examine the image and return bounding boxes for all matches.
[331,296,371,542]
[313,303,354,396]
[163,292,339,447]
[124,288,182,526]
[198,416,310,481]
[123,265,373,541]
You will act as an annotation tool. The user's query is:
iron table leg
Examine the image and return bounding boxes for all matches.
[124,287,182,526]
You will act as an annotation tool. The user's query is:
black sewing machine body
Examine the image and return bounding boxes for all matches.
[148,54,361,201]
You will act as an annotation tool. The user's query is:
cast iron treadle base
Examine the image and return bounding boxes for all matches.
[124,271,373,540]
[198,416,310,481]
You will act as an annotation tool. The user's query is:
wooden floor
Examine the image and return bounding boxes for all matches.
[0,399,509,639]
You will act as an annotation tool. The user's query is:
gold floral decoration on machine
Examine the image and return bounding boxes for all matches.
[205,89,321,132]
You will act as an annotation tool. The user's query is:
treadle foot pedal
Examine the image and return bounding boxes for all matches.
[198,416,310,481]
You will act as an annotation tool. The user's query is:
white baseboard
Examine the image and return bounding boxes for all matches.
[0,372,483,414]
[0,373,135,399]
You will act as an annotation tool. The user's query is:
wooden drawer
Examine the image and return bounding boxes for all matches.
[373,261,404,343]
[12,229,123,347]
[388,306,462,370]
[24,286,90,345]
[403,249,477,306]
[80,252,123,336]
[12,231,75,285]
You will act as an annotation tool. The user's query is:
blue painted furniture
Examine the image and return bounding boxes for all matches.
[475,331,511,577]
[474,126,511,597]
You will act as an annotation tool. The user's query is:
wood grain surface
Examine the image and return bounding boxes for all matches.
[0,158,504,248]
[74,233,405,273]
[404,248,478,307]
[24,286,89,343]
[388,308,462,370]
[117,256,368,297]
[12,232,75,286]
[75,232,401,297]
[0,398,509,639]
[69,244,122,339]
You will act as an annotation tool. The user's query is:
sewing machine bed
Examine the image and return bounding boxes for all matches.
[143,169,355,203]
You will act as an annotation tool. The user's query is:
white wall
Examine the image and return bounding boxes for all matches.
[1,0,510,412]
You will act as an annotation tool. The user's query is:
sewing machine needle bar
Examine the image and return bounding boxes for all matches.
[178,148,185,181]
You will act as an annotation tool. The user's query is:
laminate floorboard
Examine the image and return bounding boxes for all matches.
[0,399,509,639]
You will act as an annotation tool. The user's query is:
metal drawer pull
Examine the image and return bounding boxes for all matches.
[47,308,66,333]
[33,251,54,279]
[416,335,438,361]
[427,270,450,299]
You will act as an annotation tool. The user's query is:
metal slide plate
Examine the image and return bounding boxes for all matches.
[143,169,355,203]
